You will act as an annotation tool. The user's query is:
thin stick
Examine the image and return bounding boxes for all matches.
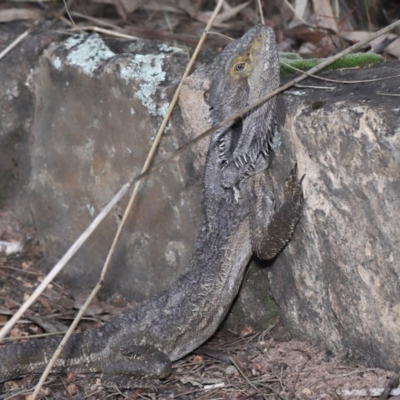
[230,357,262,395]
[0,29,31,61]
[30,1,226,398]
[256,0,265,25]
[69,10,128,32]
[75,25,140,40]
[62,0,76,27]
[59,13,140,41]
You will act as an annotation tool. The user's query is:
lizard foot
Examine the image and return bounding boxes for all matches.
[283,163,305,211]
[101,345,172,390]
[102,369,159,391]
[250,164,304,260]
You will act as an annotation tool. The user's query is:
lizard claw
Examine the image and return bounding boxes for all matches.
[290,163,298,177]
[284,164,305,207]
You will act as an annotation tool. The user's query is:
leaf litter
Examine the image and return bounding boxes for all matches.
[0,210,398,399]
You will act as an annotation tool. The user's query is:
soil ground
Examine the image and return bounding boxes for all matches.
[0,210,398,400]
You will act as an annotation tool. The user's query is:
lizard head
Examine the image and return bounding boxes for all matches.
[228,35,263,80]
[208,24,280,188]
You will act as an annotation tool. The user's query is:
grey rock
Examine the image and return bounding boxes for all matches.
[222,258,279,332]
[29,33,204,302]
[269,61,400,370]
[0,22,61,220]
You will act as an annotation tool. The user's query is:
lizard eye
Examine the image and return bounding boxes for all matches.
[203,90,210,104]
[234,63,246,72]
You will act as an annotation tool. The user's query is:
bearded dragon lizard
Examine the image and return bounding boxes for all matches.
[0,24,303,390]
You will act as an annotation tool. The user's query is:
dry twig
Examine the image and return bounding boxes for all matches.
[30,0,227,398]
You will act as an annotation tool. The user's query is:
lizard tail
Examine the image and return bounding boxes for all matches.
[0,325,112,382]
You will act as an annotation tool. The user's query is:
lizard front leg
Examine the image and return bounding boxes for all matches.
[101,345,172,390]
[249,165,304,260]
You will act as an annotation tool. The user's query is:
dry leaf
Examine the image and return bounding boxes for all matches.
[138,0,183,14]
[120,0,146,14]
[201,377,224,384]
[302,387,313,396]
[67,383,78,395]
[10,327,25,337]
[254,362,262,371]
[40,387,51,396]
[22,261,32,270]
[285,0,311,28]
[0,8,41,22]
[295,0,309,19]
[67,372,76,383]
[339,30,374,43]
[311,0,337,33]
[36,296,52,312]
[193,2,249,27]
[339,31,400,58]
[177,0,197,18]
[284,24,329,42]
[384,37,400,58]
[178,375,202,387]
[215,2,249,24]
[241,326,253,337]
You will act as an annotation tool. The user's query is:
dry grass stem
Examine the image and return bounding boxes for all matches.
[0,29,30,61]
[62,0,76,27]
[257,0,265,25]
[281,0,311,27]
[72,25,141,40]
[30,1,227,398]
[69,10,127,32]
[230,357,262,395]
